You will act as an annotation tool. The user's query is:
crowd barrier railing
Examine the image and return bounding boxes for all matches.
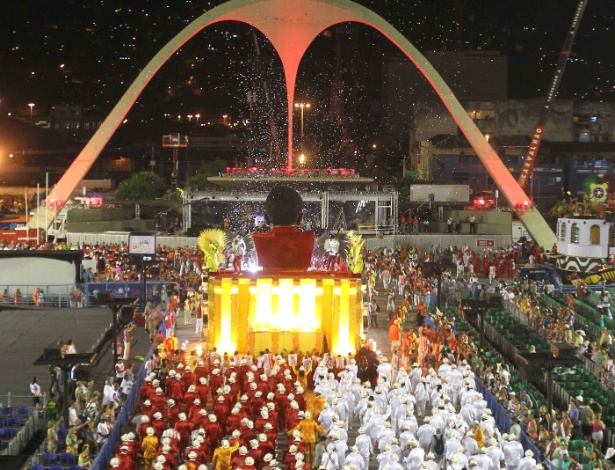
[0,285,81,308]
[0,281,172,309]
[0,392,47,410]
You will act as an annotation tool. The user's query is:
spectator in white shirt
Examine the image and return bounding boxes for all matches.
[30,377,42,407]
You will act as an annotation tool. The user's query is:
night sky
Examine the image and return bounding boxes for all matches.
[0,0,613,166]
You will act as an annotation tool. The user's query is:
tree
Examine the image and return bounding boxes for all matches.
[188,158,229,190]
[115,171,166,200]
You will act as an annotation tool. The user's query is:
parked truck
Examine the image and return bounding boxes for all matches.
[512,220,532,244]
[409,184,470,204]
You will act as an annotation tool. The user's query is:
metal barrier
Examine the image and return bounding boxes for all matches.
[0,281,172,309]
[67,233,198,249]
[0,392,47,409]
[473,377,550,466]
[0,285,81,308]
[356,224,397,235]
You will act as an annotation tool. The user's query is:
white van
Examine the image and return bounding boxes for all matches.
[512,220,532,244]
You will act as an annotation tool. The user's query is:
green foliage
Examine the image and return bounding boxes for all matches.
[115,171,166,200]
[188,158,229,190]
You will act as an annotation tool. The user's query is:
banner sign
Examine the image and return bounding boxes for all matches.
[518,125,545,189]
[128,232,157,256]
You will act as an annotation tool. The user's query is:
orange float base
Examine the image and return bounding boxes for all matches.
[206,271,363,356]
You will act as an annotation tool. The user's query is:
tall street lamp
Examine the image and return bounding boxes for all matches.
[484,134,491,191]
[294,102,311,142]
[28,103,35,122]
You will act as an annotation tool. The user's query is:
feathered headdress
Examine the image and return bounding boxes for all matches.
[197,229,226,272]
[317,230,350,259]
[347,231,365,274]
[225,232,255,257]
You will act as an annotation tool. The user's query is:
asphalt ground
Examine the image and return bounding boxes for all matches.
[0,305,151,407]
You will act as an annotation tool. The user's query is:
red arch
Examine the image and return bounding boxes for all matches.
[36,0,555,246]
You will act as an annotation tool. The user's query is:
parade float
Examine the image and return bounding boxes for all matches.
[198,186,365,356]
[549,182,615,284]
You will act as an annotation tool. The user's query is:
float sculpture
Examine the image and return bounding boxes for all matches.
[206,187,363,355]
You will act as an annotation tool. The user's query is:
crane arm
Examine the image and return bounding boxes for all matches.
[518,0,589,190]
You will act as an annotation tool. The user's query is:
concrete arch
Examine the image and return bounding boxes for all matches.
[36,0,555,247]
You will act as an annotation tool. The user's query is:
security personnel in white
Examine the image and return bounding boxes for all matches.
[354,427,373,469]
[502,434,524,470]
[485,438,504,470]
[516,449,537,470]
[343,446,366,470]
[405,439,425,470]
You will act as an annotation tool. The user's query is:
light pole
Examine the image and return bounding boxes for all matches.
[93,294,137,367]
[462,299,489,348]
[33,349,94,429]
[299,153,306,168]
[420,261,455,312]
[28,103,35,122]
[484,134,491,191]
[222,114,229,126]
[195,113,201,124]
[162,134,188,192]
[294,102,311,142]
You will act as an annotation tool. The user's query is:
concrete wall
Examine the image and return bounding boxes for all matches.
[439,209,513,235]
[67,219,156,233]
[364,234,513,254]
[0,257,78,291]
[66,207,154,233]
[67,208,135,223]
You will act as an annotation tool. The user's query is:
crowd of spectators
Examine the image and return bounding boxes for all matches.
[502,281,615,391]
[365,241,615,470]
[41,337,142,469]
[7,233,615,470]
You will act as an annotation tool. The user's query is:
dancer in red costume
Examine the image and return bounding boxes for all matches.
[232,236,247,272]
